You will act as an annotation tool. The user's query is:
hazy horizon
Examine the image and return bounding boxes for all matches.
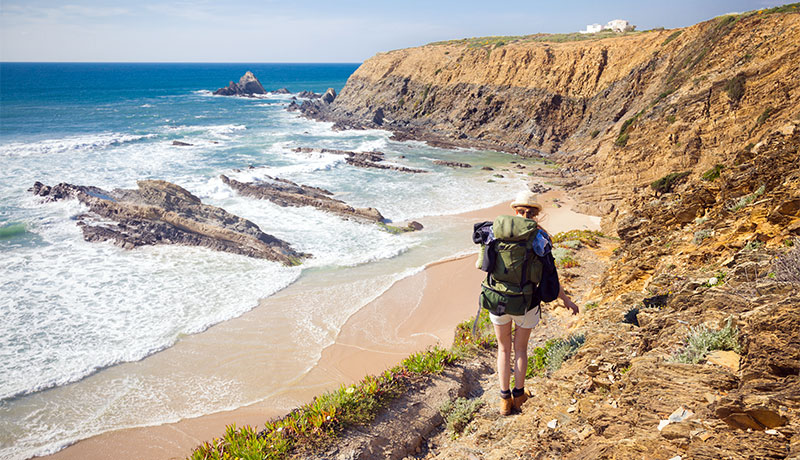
[1,0,792,63]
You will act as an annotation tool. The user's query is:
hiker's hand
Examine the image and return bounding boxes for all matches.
[563,298,579,315]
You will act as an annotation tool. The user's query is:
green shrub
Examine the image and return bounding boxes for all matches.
[615,132,629,147]
[702,164,724,181]
[590,129,600,139]
[671,318,742,364]
[440,397,484,438]
[584,302,599,311]
[725,74,746,103]
[650,171,691,194]
[743,240,764,251]
[667,114,676,124]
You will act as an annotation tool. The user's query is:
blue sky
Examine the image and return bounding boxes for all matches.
[0,0,791,62]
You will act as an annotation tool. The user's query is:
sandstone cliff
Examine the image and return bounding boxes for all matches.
[303,8,800,229]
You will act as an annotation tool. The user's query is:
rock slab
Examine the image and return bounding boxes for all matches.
[220,174,384,223]
[30,180,306,265]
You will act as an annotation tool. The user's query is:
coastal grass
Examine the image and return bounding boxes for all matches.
[189,310,497,459]
[726,184,766,212]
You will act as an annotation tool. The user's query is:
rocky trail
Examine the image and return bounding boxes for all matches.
[297,127,800,459]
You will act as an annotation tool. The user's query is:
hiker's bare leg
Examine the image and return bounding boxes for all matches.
[494,321,513,391]
[513,325,533,387]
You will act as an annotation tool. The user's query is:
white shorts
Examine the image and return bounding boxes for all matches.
[489,307,541,329]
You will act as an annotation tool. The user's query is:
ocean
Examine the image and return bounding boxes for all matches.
[0,63,530,459]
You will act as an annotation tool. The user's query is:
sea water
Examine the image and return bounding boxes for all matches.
[0,63,530,459]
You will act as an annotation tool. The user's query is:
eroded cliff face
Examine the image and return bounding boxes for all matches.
[307,11,800,227]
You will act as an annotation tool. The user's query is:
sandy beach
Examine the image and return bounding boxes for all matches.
[43,191,600,460]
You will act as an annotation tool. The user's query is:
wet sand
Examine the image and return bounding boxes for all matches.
[43,192,600,460]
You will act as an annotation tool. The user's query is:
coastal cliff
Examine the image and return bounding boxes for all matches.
[304,8,800,229]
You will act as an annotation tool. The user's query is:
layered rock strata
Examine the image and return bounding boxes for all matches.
[220,174,384,223]
[298,11,800,229]
[213,71,267,96]
[30,180,306,265]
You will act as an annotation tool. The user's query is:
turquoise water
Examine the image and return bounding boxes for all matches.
[0,63,529,459]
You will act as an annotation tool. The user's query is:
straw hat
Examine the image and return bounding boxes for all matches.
[510,190,543,211]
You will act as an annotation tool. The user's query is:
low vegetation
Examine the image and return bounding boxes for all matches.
[671,318,742,364]
[650,171,691,194]
[527,334,586,376]
[661,30,683,46]
[428,30,644,48]
[724,74,746,103]
[701,164,724,181]
[552,229,603,246]
[440,397,484,438]
[726,184,766,212]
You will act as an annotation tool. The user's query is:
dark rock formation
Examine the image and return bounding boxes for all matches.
[321,88,337,104]
[213,71,267,96]
[172,141,193,146]
[220,175,384,223]
[433,160,472,168]
[271,87,291,94]
[291,147,427,173]
[29,180,305,265]
[298,91,321,99]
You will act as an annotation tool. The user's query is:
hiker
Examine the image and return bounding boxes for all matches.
[482,190,579,415]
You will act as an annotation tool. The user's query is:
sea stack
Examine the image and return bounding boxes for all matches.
[213,71,267,96]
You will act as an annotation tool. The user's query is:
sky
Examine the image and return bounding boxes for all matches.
[0,0,792,62]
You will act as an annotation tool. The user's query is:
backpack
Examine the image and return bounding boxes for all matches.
[472,215,560,329]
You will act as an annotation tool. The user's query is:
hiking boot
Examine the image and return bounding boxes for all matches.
[512,388,528,412]
[500,397,513,416]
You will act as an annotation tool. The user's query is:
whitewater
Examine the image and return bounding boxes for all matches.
[0,63,531,459]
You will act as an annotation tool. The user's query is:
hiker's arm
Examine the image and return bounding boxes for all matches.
[558,286,579,315]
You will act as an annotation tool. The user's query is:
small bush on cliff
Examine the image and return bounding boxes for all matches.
[726,184,765,211]
[590,129,600,139]
[672,318,742,364]
[440,397,484,438]
[650,171,691,194]
[702,164,724,181]
[553,229,603,246]
[725,74,746,103]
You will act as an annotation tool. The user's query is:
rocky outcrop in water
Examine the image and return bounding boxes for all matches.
[213,71,267,96]
[291,147,428,173]
[433,160,471,168]
[220,175,384,223]
[30,180,306,265]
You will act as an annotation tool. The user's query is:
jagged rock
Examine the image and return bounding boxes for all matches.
[172,141,193,146]
[220,175,384,223]
[321,88,336,104]
[286,101,300,112]
[271,87,291,94]
[213,71,267,96]
[528,183,552,194]
[298,90,321,99]
[481,166,494,171]
[29,180,306,264]
[433,160,471,168]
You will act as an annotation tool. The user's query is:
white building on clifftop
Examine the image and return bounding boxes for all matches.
[580,19,636,34]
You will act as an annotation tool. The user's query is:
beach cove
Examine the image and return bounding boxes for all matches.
[40,192,600,460]
[1,63,598,460]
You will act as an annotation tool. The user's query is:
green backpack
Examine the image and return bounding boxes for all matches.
[478,215,543,316]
